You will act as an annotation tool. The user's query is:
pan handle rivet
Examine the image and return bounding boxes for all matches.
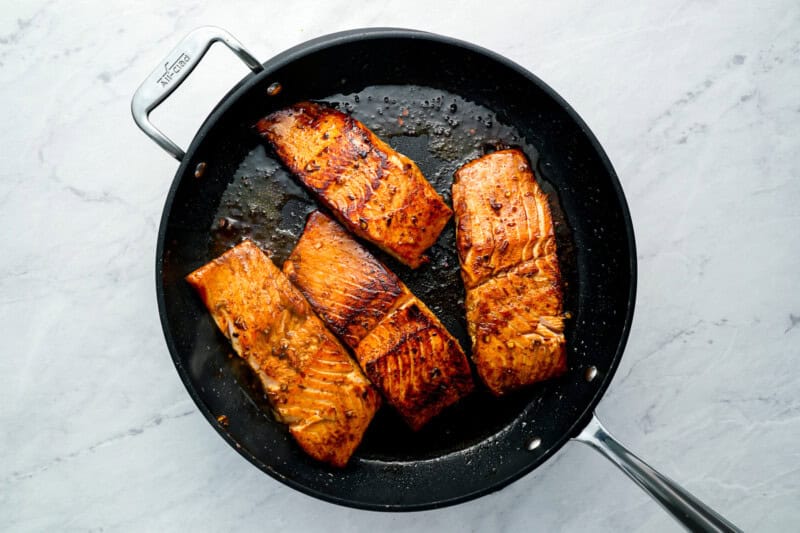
[194,161,207,178]
[585,365,598,382]
[527,437,542,451]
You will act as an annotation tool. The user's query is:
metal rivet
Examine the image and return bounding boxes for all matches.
[585,365,598,382]
[267,82,282,96]
[527,437,542,451]
[194,161,207,178]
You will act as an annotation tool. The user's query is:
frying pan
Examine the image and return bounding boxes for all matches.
[132,26,740,531]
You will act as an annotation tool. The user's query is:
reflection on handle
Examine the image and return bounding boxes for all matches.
[131,26,263,161]
[574,413,742,533]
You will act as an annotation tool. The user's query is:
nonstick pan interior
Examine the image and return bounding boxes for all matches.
[156,29,635,510]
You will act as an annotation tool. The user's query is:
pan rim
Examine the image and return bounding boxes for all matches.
[154,26,637,511]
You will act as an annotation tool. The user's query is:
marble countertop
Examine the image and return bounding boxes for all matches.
[2,1,799,531]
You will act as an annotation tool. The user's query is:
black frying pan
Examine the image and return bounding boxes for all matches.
[132,26,739,531]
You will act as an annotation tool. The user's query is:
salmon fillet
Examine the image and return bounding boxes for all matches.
[354,298,474,430]
[284,211,474,430]
[255,101,451,268]
[185,240,381,467]
[452,149,566,395]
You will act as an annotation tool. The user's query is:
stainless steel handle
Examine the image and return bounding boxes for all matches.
[131,26,263,161]
[574,413,742,532]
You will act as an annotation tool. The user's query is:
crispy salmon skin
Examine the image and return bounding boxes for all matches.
[185,240,380,467]
[452,149,566,395]
[284,212,474,430]
[256,101,451,268]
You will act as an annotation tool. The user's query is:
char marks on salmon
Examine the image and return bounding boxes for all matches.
[256,101,452,268]
[284,211,474,430]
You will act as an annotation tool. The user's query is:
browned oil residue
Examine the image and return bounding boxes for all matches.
[209,145,315,264]
[267,82,282,96]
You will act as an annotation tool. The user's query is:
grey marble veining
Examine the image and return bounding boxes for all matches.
[1,1,798,531]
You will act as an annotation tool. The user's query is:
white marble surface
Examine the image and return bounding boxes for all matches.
[2,1,798,531]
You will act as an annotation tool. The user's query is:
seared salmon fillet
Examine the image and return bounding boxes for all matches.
[256,101,451,268]
[452,149,566,395]
[185,240,381,467]
[355,298,475,430]
[280,211,409,350]
[284,212,474,430]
